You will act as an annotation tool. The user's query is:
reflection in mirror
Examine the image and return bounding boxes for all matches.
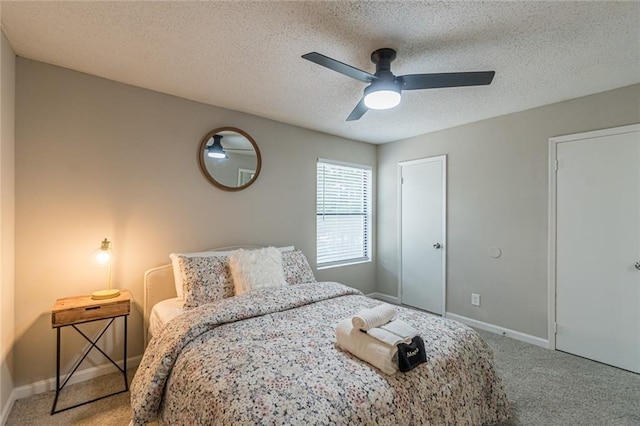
[197,127,261,191]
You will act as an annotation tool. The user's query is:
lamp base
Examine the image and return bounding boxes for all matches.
[91,289,121,300]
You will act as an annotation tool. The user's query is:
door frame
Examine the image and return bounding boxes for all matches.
[397,155,447,314]
[548,123,640,350]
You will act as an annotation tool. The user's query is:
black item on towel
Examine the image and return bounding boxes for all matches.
[397,336,427,372]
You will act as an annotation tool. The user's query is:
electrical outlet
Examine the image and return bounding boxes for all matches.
[471,293,481,306]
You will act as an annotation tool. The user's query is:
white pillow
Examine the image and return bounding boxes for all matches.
[169,246,295,299]
[228,247,287,295]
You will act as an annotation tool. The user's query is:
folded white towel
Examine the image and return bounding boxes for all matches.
[351,303,396,331]
[335,318,398,375]
[380,319,419,341]
[367,319,419,346]
[366,327,407,347]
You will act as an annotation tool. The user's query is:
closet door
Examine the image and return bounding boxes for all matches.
[399,156,446,315]
[554,125,639,373]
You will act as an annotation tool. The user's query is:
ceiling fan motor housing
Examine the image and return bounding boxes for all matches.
[364,79,402,97]
[371,48,397,74]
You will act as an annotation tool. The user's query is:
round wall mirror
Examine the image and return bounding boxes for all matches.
[197,127,262,191]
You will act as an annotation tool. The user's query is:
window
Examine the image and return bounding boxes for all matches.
[317,159,372,268]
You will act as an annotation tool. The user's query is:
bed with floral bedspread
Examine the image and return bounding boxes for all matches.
[131,281,510,425]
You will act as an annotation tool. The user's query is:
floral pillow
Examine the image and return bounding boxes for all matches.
[169,251,233,299]
[175,255,235,309]
[281,250,316,285]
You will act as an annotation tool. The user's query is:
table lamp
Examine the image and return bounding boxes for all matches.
[91,238,120,300]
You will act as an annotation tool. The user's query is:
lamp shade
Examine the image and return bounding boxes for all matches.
[94,238,114,264]
[92,238,120,300]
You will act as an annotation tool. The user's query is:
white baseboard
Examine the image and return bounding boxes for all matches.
[364,296,548,348]
[445,312,549,348]
[1,388,17,426]
[366,293,399,304]
[12,355,142,402]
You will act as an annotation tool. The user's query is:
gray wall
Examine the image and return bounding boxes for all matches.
[0,28,15,414]
[377,84,640,339]
[14,58,376,386]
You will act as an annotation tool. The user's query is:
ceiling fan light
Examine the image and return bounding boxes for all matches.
[207,151,226,159]
[364,88,401,110]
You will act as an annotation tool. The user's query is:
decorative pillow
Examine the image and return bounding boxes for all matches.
[282,250,316,285]
[228,247,287,295]
[170,246,295,298]
[169,251,234,299]
[175,255,235,308]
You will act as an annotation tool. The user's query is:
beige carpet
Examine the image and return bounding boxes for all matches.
[6,368,135,426]
[6,332,640,425]
[477,330,640,426]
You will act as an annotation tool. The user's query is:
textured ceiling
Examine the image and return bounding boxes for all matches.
[1,1,639,144]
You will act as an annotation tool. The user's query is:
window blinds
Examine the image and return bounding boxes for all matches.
[317,160,372,268]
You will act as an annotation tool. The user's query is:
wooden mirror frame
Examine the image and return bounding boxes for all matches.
[197,127,262,191]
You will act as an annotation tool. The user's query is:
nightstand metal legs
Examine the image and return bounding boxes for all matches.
[51,315,129,415]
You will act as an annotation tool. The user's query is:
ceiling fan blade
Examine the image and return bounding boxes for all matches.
[346,98,368,121]
[302,52,376,83]
[399,71,495,90]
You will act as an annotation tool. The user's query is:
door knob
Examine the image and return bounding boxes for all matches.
[433,243,441,249]
[635,261,640,271]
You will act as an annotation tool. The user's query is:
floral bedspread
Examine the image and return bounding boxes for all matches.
[131,282,510,425]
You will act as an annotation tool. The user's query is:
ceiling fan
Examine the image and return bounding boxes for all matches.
[302,48,495,121]
[206,135,253,159]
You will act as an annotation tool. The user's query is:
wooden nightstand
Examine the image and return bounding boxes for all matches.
[51,290,131,414]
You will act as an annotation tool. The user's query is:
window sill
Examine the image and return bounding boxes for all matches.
[317,258,371,271]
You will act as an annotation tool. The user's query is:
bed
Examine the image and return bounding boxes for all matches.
[132,246,510,425]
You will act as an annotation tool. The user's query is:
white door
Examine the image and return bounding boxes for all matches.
[554,125,639,373]
[399,156,446,314]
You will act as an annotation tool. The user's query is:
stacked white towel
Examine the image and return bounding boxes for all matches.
[367,319,420,346]
[335,318,398,375]
[336,302,424,375]
[336,301,422,375]
[351,304,396,331]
